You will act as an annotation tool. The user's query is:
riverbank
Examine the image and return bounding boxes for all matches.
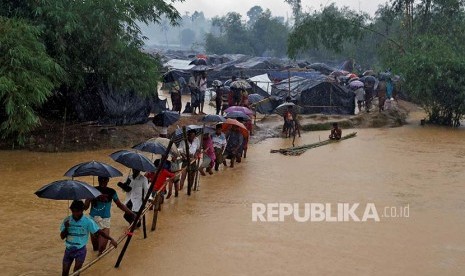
[0,99,418,152]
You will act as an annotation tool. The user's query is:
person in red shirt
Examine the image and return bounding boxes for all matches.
[145,159,175,209]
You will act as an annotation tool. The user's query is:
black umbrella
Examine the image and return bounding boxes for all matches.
[132,141,168,155]
[199,114,226,123]
[225,111,251,121]
[152,111,180,127]
[189,58,209,66]
[64,161,122,178]
[35,180,101,200]
[248,94,264,104]
[274,102,303,116]
[109,150,156,172]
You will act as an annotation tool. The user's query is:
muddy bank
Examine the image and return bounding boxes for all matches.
[253,100,417,142]
[0,100,417,152]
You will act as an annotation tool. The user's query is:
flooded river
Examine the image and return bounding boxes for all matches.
[1,120,465,275]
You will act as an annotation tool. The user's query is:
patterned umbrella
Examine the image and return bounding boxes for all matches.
[230,79,251,90]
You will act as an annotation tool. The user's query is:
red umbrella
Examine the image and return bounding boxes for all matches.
[222,119,249,138]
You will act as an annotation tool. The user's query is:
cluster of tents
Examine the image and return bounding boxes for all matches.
[162,54,362,115]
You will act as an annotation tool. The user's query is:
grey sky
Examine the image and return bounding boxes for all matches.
[173,0,387,19]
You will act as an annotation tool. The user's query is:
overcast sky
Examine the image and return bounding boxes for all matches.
[172,0,387,19]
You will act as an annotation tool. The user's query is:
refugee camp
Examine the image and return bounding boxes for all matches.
[1,0,465,275]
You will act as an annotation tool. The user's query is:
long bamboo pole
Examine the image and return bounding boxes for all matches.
[114,137,175,268]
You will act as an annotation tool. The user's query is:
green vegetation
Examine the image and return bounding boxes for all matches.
[205,8,289,57]
[0,0,181,143]
[288,0,465,126]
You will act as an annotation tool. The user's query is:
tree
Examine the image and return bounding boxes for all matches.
[0,0,181,142]
[180,28,196,47]
[285,0,302,24]
[0,17,64,143]
[247,6,264,26]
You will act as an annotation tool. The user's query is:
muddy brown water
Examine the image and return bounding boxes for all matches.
[2,113,465,275]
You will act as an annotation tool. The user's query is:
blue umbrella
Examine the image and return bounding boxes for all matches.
[152,111,180,127]
[109,150,156,172]
[225,111,251,121]
[132,141,168,155]
[64,161,122,178]
[199,114,226,123]
[248,94,264,104]
[35,180,101,200]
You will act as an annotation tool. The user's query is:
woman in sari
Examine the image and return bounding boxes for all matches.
[199,133,216,175]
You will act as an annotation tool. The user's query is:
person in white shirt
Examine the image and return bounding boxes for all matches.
[178,129,201,190]
[212,124,227,171]
[354,87,365,113]
[117,169,149,225]
[198,72,208,114]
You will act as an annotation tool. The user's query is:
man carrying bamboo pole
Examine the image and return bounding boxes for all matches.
[179,129,200,191]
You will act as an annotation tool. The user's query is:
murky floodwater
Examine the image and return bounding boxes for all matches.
[2,117,465,275]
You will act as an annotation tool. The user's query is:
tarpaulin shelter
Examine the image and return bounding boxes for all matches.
[163,59,194,70]
[271,76,355,115]
[248,74,272,97]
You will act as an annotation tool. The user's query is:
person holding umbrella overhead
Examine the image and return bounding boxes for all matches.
[60,200,118,276]
[117,169,149,225]
[224,125,244,168]
[178,129,201,190]
[84,176,135,255]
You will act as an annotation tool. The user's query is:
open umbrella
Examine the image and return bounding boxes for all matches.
[64,161,122,178]
[224,106,254,116]
[171,125,204,143]
[349,80,365,89]
[230,80,251,90]
[248,94,264,104]
[110,150,156,172]
[189,58,209,66]
[132,141,169,155]
[225,111,251,121]
[199,114,226,123]
[274,102,303,116]
[147,137,179,156]
[152,111,180,127]
[35,180,101,200]
[222,118,249,137]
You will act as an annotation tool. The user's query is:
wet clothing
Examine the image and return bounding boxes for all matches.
[123,174,149,212]
[215,87,223,115]
[89,187,118,219]
[354,88,365,102]
[63,246,87,265]
[178,137,200,157]
[225,131,244,158]
[199,77,207,103]
[202,136,216,167]
[60,215,99,250]
[146,169,175,193]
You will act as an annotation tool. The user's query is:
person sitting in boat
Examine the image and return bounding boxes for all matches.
[329,122,342,140]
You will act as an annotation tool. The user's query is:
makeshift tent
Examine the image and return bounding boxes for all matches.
[163,59,195,70]
[268,71,324,82]
[271,76,355,115]
[307,63,337,75]
[248,74,272,96]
